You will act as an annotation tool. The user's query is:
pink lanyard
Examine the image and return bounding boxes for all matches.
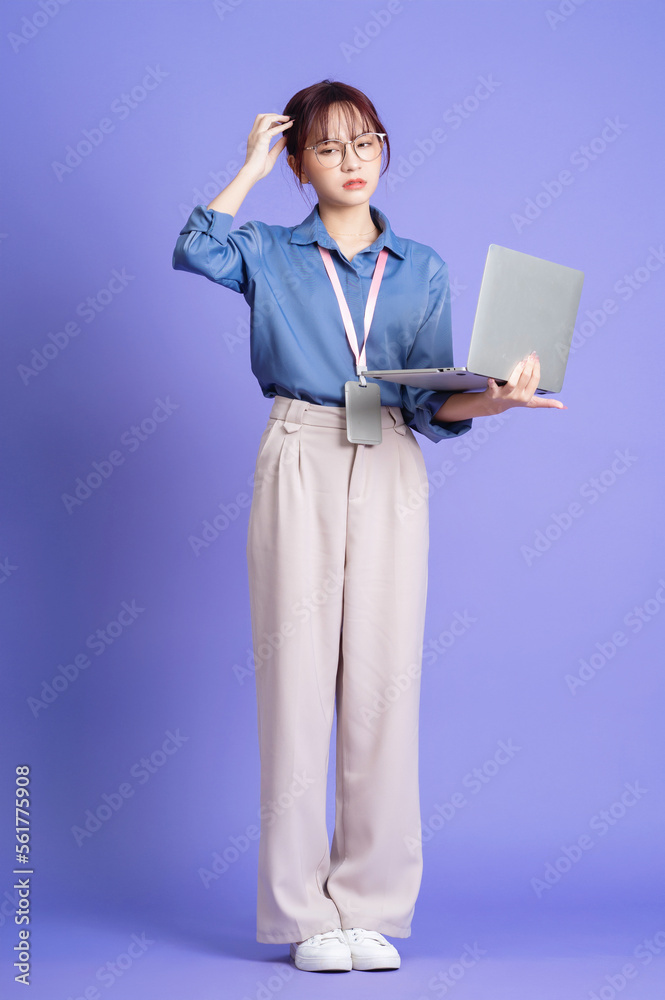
[318,245,389,383]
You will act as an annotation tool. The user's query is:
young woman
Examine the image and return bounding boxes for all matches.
[172,80,564,974]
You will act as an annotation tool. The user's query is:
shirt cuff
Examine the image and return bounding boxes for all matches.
[178,205,234,245]
[414,390,473,443]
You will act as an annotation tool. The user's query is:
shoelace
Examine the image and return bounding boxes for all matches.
[300,928,345,946]
[346,927,388,945]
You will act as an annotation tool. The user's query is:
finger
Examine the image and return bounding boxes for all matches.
[516,353,538,389]
[524,355,540,390]
[526,396,566,408]
[267,136,288,160]
[507,358,528,387]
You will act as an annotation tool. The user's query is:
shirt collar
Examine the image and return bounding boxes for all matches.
[289,202,406,260]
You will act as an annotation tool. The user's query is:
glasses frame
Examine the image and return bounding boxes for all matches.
[304,132,387,167]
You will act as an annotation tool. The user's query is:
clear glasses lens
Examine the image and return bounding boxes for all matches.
[315,133,384,166]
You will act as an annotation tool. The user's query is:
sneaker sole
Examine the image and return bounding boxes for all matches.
[352,955,401,971]
[289,944,352,972]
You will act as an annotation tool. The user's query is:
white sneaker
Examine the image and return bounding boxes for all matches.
[341,927,401,970]
[289,927,352,972]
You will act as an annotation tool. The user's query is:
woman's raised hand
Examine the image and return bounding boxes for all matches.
[486,352,567,410]
[243,113,295,182]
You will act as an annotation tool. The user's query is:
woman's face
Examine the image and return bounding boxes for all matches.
[289,103,383,211]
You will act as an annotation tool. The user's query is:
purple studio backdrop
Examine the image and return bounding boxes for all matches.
[2,1,664,998]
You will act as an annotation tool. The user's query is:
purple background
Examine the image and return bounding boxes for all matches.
[2,0,664,997]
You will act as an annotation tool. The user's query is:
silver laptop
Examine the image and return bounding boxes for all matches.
[365,244,585,394]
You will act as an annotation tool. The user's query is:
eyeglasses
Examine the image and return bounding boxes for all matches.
[304,132,387,167]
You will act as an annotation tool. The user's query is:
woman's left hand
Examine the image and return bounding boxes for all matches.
[486,352,567,412]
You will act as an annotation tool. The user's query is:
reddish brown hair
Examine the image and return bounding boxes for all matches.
[282,79,390,200]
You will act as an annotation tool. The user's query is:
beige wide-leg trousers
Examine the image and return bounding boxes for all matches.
[246,395,429,945]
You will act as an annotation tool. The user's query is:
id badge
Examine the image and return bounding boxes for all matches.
[344,380,382,445]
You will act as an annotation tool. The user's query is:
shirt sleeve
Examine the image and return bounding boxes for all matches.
[400,260,473,443]
[171,205,261,294]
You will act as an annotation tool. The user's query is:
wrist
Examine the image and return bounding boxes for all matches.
[479,391,510,416]
[237,163,261,185]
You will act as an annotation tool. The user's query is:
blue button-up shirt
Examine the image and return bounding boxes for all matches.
[172,201,472,443]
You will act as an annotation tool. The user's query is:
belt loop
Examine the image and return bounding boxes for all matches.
[283,397,310,432]
[388,405,407,434]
